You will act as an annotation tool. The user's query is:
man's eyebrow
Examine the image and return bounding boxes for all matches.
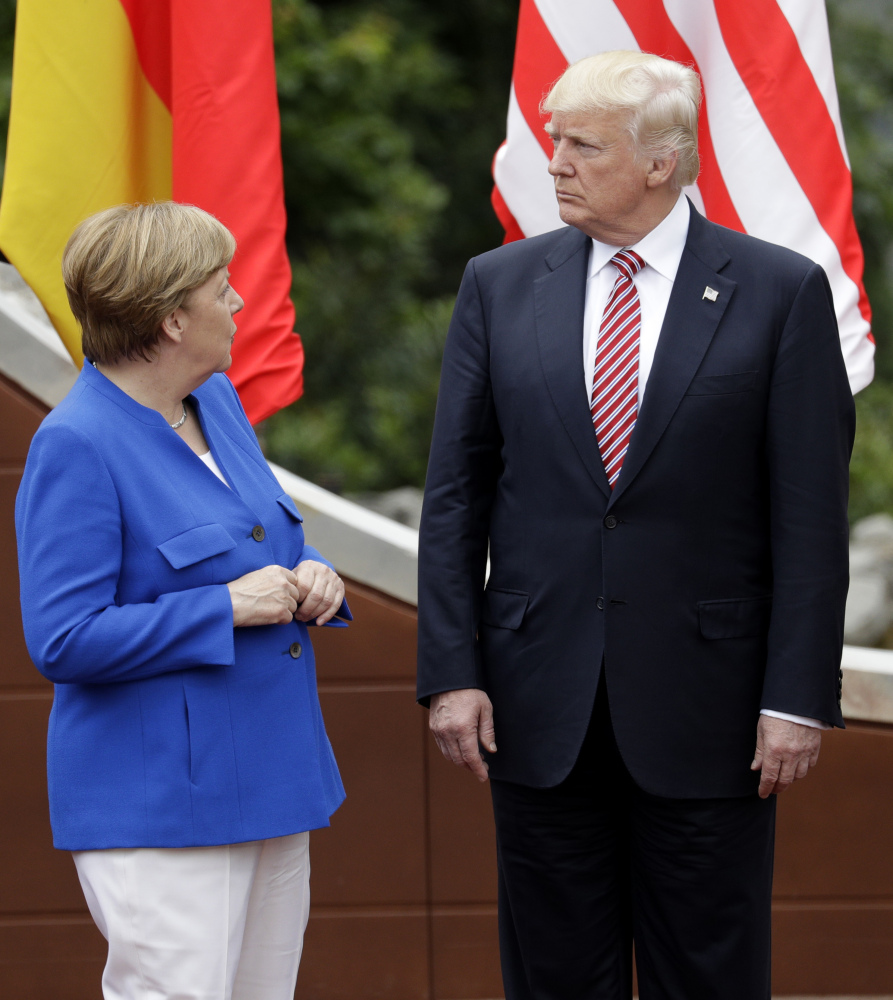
[545,124,605,145]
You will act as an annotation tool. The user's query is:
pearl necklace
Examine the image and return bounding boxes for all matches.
[91,361,188,429]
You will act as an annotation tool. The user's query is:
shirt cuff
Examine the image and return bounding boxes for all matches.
[760,709,831,731]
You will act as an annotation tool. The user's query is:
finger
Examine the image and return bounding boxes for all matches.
[440,732,466,769]
[297,574,331,621]
[757,756,779,799]
[750,746,763,771]
[314,578,341,625]
[317,579,345,625]
[794,755,810,781]
[432,734,453,763]
[456,730,488,782]
[478,700,497,754]
[773,755,799,793]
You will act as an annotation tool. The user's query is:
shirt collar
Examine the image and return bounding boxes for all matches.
[588,193,691,281]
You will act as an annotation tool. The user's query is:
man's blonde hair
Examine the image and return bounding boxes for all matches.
[63,202,236,365]
[542,51,701,189]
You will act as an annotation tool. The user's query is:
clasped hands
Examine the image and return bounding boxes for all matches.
[430,688,822,796]
[227,561,345,627]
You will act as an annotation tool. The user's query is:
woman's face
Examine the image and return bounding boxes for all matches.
[176,265,244,376]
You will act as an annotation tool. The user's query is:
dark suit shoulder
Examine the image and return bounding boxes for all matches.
[694,212,820,282]
[469,225,587,282]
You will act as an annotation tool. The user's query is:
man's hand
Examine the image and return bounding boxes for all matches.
[429,688,496,783]
[293,560,345,625]
[751,715,822,799]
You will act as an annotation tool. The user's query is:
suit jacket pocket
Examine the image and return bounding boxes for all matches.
[698,595,772,639]
[481,588,529,630]
[276,493,304,521]
[157,524,237,570]
[686,371,757,395]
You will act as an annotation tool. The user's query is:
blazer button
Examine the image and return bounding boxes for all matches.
[252,525,266,542]
[289,642,302,659]
[604,515,618,529]
[596,597,605,610]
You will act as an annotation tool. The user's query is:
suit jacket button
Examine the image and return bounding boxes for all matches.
[289,642,302,659]
[596,597,605,610]
[252,525,266,542]
[604,515,618,529]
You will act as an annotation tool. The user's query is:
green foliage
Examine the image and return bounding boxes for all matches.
[0,0,16,193]
[828,0,893,380]
[265,0,516,491]
[4,0,893,513]
[827,0,893,526]
[850,380,893,523]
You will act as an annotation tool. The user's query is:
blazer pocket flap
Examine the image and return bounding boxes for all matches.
[698,595,772,639]
[276,493,303,521]
[158,524,237,569]
[481,588,529,630]
[686,371,757,396]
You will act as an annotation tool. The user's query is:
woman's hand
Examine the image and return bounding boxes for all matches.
[227,565,300,627]
[293,561,346,625]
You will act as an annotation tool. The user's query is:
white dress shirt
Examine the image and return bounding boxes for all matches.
[582,193,827,732]
[199,449,229,486]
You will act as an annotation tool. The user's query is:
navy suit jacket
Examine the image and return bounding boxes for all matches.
[417,205,855,797]
[17,362,347,849]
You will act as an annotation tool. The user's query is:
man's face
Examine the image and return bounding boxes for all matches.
[546,110,652,244]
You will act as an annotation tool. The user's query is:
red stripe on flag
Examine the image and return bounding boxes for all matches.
[512,0,569,158]
[117,0,172,110]
[171,0,303,423]
[713,0,871,328]
[613,0,745,233]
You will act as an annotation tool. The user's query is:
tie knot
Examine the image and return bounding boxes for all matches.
[611,250,645,281]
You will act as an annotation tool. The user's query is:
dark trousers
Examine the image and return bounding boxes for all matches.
[490,683,776,1000]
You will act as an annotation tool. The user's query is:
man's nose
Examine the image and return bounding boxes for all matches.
[548,142,573,176]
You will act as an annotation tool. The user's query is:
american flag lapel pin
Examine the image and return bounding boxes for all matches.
[702,286,719,302]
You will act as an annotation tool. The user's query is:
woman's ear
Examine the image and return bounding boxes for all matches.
[159,307,186,345]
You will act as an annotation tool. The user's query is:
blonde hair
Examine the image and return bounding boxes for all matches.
[63,202,236,364]
[542,51,701,189]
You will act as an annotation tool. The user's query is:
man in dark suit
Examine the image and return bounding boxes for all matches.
[417,51,854,999]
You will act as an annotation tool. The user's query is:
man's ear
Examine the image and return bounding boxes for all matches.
[160,308,185,345]
[646,150,678,189]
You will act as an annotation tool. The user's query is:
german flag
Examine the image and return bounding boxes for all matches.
[0,0,304,423]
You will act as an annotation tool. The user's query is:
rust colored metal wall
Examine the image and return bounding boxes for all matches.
[2,369,893,996]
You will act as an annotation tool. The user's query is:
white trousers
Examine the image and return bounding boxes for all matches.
[73,832,310,1000]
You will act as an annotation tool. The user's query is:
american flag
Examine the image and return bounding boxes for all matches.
[492,0,875,393]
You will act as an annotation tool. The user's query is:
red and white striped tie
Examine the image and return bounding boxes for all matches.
[591,250,645,489]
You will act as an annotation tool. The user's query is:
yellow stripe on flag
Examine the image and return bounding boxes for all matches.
[0,0,172,363]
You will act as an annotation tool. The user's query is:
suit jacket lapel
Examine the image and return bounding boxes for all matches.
[534,227,612,498]
[610,208,736,504]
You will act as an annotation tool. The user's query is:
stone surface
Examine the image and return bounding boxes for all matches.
[845,515,893,647]
[349,486,424,530]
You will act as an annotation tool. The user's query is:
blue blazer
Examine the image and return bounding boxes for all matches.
[417,203,855,797]
[16,362,348,850]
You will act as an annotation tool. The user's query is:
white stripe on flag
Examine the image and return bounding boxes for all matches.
[535,0,637,63]
[492,0,874,392]
[494,86,562,237]
[776,0,850,167]
[664,0,872,390]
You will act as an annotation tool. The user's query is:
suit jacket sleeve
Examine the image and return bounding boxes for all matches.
[761,263,855,726]
[417,259,503,703]
[16,422,236,685]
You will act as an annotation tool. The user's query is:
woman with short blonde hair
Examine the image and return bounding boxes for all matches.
[17,201,349,1000]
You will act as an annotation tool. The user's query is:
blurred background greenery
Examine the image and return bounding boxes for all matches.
[1,0,893,518]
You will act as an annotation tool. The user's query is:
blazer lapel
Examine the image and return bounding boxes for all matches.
[534,227,612,499]
[610,208,736,504]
